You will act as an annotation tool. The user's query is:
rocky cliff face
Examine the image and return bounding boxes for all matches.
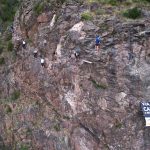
[1,0,150,149]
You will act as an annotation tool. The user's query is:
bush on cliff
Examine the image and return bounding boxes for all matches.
[123,7,141,19]
[0,0,19,23]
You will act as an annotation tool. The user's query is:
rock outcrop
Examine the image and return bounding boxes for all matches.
[1,0,150,149]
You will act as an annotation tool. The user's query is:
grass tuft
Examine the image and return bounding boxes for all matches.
[95,9,105,15]
[20,145,29,150]
[11,90,20,101]
[81,11,93,21]
[114,119,123,129]
[5,105,12,114]
[97,0,118,5]
[54,123,61,131]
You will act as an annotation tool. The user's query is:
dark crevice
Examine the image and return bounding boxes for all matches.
[79,122,100,144]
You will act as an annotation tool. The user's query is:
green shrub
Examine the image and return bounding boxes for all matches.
[5,105,12,114]
[20,145,29,150]
[0,57,5,65]
[97,0,118,5]
[63,115,70,120]
[5,32,12,41]
[97,0,108,3]
[115,119,123,128]
[0,0,19,23]
[87,0,96,3]
[81,11,93,21]
[34,2,45,15]
[57,0,66,4]
[26,128,32,136]
[108,0,117,6]
[123,7,141,19]
[7,41,14,51]
[11,90,20,101]
[54,123,61,131]
[123,1,132,6]
[115,122,122,128]
[104,144,110,149]
[27,38,32,43]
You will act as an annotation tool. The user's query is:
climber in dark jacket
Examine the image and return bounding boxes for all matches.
[74,46,81,58]
[33,50,38,58]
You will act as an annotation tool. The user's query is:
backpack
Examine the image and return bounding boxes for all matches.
[96,36,101,44]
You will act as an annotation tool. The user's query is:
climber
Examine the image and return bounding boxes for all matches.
[43,39,47,46]
[74,46,81,58]
[41,58,45,67]
[128,51,134,61]
[22,40,26,48]
[33,50,38,58]
[95,35,101,51]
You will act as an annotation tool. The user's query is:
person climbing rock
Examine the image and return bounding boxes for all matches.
[74,46,81,58]
[33,50,38,58]
[43,39,47,46]
[95,35,101,52]
[15,38,21,50]
[41,58,45,67]
[22,40,26,48]
[128,51,134,61]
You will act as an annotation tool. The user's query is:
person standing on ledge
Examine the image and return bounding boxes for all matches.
[95,35,101,52]
[43,39,47,46]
